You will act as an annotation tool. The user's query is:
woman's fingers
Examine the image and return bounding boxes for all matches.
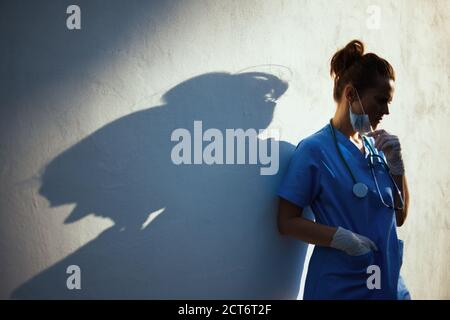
[371,131,400,152]
[378,137,400,151]
[374,132,390,149]
[366,129,386,138]
[358,235,379,252]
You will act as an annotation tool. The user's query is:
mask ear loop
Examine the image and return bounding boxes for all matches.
[353,87,374,136]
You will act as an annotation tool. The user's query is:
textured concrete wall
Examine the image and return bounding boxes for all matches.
[1,0,449,299]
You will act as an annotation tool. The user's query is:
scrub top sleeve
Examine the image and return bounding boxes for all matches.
[277,140,322,209]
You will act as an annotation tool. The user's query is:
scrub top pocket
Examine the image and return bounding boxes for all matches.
[306,247,377,299]
[344,250,376,271]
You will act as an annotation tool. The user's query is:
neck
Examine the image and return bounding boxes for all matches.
[331,104,361,142]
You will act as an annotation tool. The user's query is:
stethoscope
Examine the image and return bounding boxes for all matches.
[329,119,404,210]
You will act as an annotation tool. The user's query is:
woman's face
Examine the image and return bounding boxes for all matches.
[351,77,394,130]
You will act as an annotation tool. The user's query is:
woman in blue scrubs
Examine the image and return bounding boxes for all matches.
[277,40,411,299]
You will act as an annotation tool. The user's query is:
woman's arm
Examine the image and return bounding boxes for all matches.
[277,197,337,247]
[393,174,409,227]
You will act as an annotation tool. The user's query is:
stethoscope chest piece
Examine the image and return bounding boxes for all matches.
[353,182,368,198]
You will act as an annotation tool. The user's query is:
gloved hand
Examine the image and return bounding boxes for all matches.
[330,227,378,256]
[366,129,405,175]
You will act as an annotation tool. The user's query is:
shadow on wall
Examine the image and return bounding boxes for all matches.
[12,72,309,299]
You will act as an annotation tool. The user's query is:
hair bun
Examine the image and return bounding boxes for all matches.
[330,40,365,79]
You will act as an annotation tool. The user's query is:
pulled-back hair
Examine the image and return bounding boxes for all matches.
[330,40,395,101]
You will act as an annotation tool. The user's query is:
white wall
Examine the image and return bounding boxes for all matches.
[1,0,449,299]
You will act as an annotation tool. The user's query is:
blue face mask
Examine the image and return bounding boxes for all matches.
[349,89,372,134]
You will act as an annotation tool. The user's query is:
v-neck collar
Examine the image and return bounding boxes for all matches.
[327,122,370,161]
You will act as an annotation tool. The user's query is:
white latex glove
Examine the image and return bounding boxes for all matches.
[366,129,405,175]
[330,227,379,256]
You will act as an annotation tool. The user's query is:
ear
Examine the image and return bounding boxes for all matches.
[343,84,355,102]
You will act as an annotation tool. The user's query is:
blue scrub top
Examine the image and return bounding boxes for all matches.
[277,122,410,300]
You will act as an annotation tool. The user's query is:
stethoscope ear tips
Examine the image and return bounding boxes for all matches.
[353,182,368,198]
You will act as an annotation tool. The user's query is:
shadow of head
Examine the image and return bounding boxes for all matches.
[163,71,288,129]
[38,71,288,229]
